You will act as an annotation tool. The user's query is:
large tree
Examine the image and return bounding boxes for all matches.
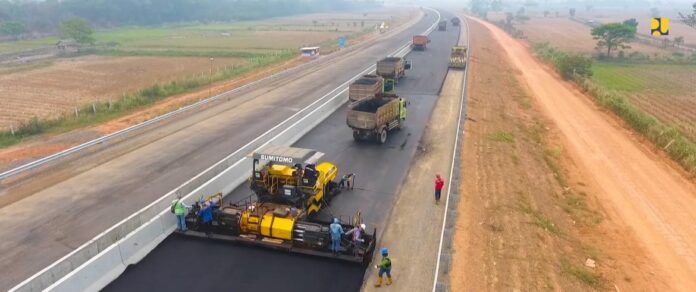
[59,17,95,45]
[679,2,696,29]
[0,21,25,40]
[591,23,636,57]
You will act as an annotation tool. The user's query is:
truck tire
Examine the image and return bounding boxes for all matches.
[353,131,362,142]
[378,128,387,144]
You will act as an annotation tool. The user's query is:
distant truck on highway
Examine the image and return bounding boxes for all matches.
[349,74,384,102]
[451,17,461,26]
[438,20,447,31]
[376,57,411,83]
[347,93,406,144]
[449,46,467,69]
[412,35,430,51]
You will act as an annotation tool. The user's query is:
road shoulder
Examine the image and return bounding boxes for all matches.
[361,68,464,291]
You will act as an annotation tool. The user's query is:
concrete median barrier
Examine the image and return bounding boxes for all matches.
[10,8,440,292]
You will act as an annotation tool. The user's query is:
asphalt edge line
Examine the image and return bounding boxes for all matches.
[432,13,470,292]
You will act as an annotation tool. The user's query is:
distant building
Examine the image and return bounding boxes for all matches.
[55,40,80,54]
[300,46,320,59]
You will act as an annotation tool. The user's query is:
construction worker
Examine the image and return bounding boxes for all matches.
[434,174,445,204]
[345,223,366,244]
[399,98,407,120]
[374,247,392,287]
[199,201,214,235]
[339,173,355,190]
[171,195,189,231]
[329,218,343,254]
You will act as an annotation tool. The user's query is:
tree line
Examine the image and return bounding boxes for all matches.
[0,0,370,39]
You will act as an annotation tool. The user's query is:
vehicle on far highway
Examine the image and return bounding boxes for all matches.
[451,17,460,26]
[347,93,406,143]
[412,35,430,51]
[438,20,447,31]
[178,145,376,264]
[349,74,384,102]
[449,46,467,69]
[376,57,411,83]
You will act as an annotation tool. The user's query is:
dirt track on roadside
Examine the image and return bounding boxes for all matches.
[466,17,696,291]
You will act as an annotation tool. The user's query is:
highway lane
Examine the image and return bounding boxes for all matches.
[0,9,437,290]
[105,10,460,292]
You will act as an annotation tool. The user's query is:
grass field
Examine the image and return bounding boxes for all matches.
[591,62,696,141]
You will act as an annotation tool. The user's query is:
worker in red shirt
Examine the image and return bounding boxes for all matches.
[434,174,445,204]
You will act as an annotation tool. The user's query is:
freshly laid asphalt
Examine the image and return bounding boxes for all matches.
[105,10,460,292]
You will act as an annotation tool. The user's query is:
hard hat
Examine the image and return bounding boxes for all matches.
[381,247,388,256]
[360,223,366,230]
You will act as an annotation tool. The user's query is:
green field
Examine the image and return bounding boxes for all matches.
[589,62,696,174]
[592,63,696,95]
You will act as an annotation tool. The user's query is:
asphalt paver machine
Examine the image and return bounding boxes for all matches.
[177,145,376,264]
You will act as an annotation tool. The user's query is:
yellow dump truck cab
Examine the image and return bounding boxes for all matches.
[249,145,340,216]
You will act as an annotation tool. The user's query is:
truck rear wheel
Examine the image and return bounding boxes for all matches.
[353,131,361,142]
[378,128,387,144]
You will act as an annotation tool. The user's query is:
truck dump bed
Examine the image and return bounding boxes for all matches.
[449,46,467,69]
[347,95,399,131]
[412,35,428,50]
[349,74,384,102]
[376,57,404,79]
[438,20,447,31]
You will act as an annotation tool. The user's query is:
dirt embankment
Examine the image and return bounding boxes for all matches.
[451,17,675,291]
[474,16,696,290]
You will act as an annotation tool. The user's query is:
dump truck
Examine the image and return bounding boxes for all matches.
[451,17,461,26]
[347,94,407,144]
[449,46,467,69]
[349,74,384,102]
[178,146,377,264]
[438,20,447,31]
[376,57,411,82]
[412,35,429,51]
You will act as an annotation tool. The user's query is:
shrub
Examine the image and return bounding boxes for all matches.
[557,54,593,80]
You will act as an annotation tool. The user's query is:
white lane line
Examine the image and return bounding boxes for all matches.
[432,13,470,292]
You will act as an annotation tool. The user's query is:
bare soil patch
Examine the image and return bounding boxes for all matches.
[451,17,672,291]
[0,56,245,129]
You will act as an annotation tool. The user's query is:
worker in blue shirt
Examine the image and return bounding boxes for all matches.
[329,218,343,255]
[199,201,214,234]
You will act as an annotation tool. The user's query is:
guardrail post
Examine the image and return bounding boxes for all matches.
[92,103,97,114]
[10,124,15,135]
[74,107,79,118]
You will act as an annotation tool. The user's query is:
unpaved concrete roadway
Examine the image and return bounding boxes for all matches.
[472,17,696,291]
[0,10,434,290]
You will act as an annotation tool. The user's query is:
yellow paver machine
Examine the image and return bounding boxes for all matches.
[177,145,376,264]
